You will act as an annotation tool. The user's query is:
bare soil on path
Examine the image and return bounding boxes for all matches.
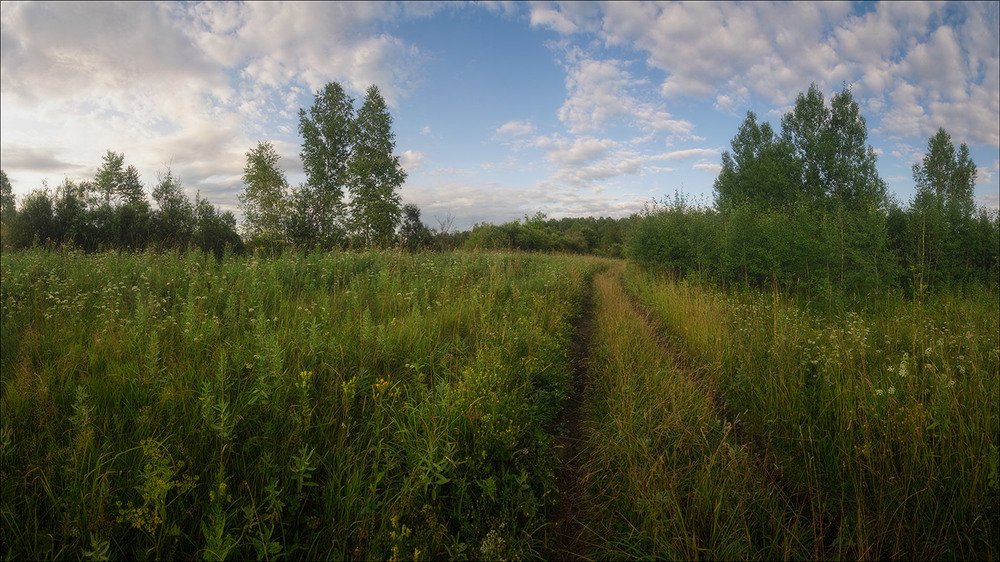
[546,280,597,561]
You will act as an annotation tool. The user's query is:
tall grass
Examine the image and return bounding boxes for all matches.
[580,266,813,560]
[0,248,606,560]
[624,264,1000,560]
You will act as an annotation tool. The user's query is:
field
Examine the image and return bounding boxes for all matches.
[1,249,997,560]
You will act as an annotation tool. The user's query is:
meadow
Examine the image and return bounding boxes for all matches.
[1,248,997,560]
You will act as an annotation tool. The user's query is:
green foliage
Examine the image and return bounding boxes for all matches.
[193,195,243,259]
[298,82,354,247]
[93,150,127,208]
[0,170,15,229]
[0,249,606,560]
[399,203,433,251]
[9,186,56,247]
[239,141,289,251]
[348,85,405,247]
[152,168,194,249]
[780,84,886,210]
[3,156,244,254]
[464,213,628,255]
[714,112,799,211]
[907,128,983,290]
[635,86,990,299]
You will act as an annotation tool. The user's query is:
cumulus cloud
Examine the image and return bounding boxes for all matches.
[556,50,696,140]
[976,190,999,209]
[496,120,535,136]
[399,150,426,173]
[524,134,693,187]
[978,160,1000,186]
[693,161,723,175]
[402,178,648,230]
[0,145,84,173]
[530,2,999,148]
[0,1,429,205]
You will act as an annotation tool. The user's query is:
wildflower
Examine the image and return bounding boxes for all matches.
[888,386,895,396]
[876,389,884,397]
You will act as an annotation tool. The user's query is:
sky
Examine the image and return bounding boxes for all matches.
[2,1,998,230]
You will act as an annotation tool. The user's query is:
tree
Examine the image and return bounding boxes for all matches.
[284,184,323,247]
[240,141,287,242]
[119,164,145,206]
[780,84,886,210]
[299,82,354,246]
[11,187,55,247]
[0,170,17,224]
[714,111,799,211]
[192,193,243,258]
[910,128,978,288]
[53,178,90,247]
[93,150,126,207]
[399,203,432,250]
[348,85,406,247]
[239,141,289,249]
[152,168,193,248]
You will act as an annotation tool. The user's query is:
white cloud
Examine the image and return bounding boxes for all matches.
[399,150,426,173]
[654,148,720,161]
[529,5,580,35]
[401,178,647,230]
[527,134,694,187]
[496,120,535,136]
[556,50,696,140]
[534,135,616,166]
[532,2,999,148]
[0,1,431,206]
[977,160,1000,186]
[693,161,723,175]
[976,191,999,209]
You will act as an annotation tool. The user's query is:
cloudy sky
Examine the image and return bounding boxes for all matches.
[2,1,998,229]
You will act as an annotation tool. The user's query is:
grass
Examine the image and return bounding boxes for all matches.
[579,265,813,560]
[1,248,996,560]
[623,264,1000,560]
[0,247,606,560]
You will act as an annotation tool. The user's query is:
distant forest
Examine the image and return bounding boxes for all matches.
[2,83,997,298]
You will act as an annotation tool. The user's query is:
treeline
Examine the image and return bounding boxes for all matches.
[0,82,420,255]
[462,212,628,256]
[628,84,999,296]
[0,156,242,257]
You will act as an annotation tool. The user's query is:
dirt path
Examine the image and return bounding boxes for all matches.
[546,279,597,561]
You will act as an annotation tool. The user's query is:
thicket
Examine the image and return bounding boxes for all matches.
[463,212,629,257]
[628,85,999,299]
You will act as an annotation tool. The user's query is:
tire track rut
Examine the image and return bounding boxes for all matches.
[621,283,839,557]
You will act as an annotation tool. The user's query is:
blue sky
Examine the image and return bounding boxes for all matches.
[2,1,998,230]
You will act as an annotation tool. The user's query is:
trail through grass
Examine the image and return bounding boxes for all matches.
[577,265,813,560]
[620,264,999,560]
[2,249,995,560]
